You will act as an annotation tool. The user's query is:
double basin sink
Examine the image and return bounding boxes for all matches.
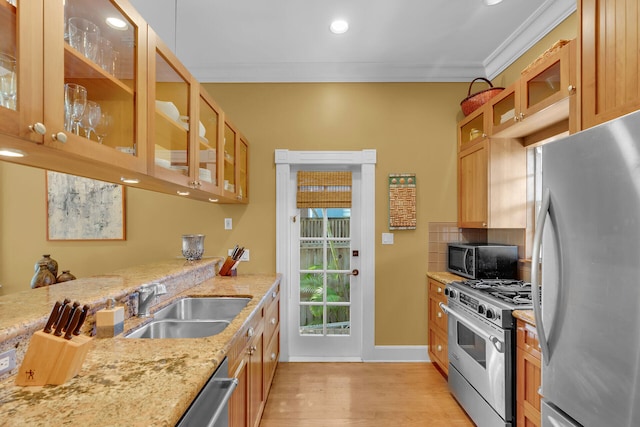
[126,297,250,339]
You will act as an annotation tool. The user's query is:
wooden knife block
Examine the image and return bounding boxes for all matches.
[218,256,238,276]
[15,331,92,386]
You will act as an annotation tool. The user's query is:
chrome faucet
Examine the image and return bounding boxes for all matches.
[137,282,167,317]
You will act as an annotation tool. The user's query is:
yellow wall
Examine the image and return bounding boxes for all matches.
[0,13,577,346]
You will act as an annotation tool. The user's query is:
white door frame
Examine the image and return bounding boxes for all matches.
[275,149,376,361]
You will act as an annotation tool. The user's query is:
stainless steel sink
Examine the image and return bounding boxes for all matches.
[153,297,250,322]
[126,319,230,339]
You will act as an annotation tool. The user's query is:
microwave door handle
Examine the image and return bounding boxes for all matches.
[439,302,504,353]
[532,187,551,366]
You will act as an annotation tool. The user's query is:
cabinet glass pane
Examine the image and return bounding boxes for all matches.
[238,138,248,200]
[198,96,218,186]
[460,114,484,146]
[224,123,236,191]
[63,0,137,154]
[154,51,189,176]
[492,92,515,126]
[526,60,561,108]
[0,1,17,113]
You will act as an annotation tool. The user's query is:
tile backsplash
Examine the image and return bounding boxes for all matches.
[428,222,529,281]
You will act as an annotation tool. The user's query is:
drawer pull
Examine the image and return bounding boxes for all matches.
[437,312,443,318]
[247,327,254,338]
[271,353,276,361]
[437,287,442,293]
[270,318,276,325]
[437,345,442,352]
[272,291,277,299]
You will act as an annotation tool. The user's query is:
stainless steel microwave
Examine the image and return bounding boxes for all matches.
[447,243,518,279]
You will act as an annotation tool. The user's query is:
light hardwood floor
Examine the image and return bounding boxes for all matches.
[259,362,475,427]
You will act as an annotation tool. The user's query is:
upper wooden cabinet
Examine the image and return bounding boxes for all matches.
[490,39,577,139]
[0,0,249,204]
[580,0,640,130]
[457,137,526,229]
[458,103,489,152]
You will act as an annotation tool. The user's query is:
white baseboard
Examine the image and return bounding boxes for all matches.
[287,356,363,362]
[364,345,430,362]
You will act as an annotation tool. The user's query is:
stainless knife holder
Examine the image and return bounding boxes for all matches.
[15,331,92,386]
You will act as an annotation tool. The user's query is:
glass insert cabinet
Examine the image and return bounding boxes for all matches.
[0,0,249,204]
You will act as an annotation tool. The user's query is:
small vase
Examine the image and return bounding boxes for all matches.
[31,261,56,289]
[35,254,58,277]
[56,270,76,283]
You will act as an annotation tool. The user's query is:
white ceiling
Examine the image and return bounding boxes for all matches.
[130,0,576,83]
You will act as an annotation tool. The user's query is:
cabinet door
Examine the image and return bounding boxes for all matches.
[581,0,640,129]
[517,320,541,427]
[458,105,488,152]
[0,0,43,144]
[248,330,264,427]
[458,141,488,228]
[195,86,222,195]
[148,27,194,189]
[237,135,249,202]
[43,0,147,173]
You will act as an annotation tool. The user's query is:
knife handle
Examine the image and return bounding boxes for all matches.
[43,301,62,333]
[64,308,83,340]
[54,304,72,337]
[63,302,80,331]
[73,305,90,336]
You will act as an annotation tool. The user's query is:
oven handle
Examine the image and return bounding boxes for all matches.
[439,302,504,353]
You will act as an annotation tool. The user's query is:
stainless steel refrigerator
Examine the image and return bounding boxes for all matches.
[531,109,640,427]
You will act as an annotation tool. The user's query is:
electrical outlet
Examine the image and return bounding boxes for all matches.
[0,349,16,376]
[224,218,232,230]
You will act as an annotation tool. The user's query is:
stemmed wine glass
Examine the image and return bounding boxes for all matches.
[80,100,101,140]
[94,111,113,144]
[64,83,87,134]
[0,53,17,110]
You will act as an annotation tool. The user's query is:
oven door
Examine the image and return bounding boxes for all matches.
[440,300,512,422]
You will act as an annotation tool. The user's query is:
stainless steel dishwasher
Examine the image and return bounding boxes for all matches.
[177,357,238,427]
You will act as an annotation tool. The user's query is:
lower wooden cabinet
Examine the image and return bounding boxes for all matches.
[516,319,542,427]
[427,278,448,375]
[229,282,280,427]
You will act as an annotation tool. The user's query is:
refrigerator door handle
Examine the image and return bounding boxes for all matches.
[532,187,551,365]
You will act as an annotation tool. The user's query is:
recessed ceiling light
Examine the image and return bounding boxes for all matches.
[120,177,140,184]
[106,17,128,30]
[330,20,349,35]
[484,0,503,5]
[0,148,25,158]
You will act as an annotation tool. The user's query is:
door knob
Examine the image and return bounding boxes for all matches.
[349,269,359,276]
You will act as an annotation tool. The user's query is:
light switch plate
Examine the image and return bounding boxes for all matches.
[382,233,394,245]
[224,218,232,230]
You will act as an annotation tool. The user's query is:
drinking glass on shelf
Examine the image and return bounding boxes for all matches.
[80,100,101,140]
[97,37,113,73]
[64,83,87,134]
[68,17,100,62]
[0,53,17,111]
[94,112,113,144]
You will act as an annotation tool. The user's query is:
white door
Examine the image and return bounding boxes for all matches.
[289,166,362,359]
[275,150,376,362]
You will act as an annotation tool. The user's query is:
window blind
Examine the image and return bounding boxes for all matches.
[296,171,352,208]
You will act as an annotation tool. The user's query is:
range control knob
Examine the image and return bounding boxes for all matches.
[444,288,450,297]
[486,308,495,319]
[478,304,486,315]
[449,289,458,299]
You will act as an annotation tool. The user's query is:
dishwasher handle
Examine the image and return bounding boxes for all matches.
[205,378,238,427]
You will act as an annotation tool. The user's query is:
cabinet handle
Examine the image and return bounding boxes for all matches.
[247,327,254,338]
[272,291,277,299]
[270,318,276,325]
[52,132,67,143]
[568,84,576,93]
[519,112,525,120]
[437,312,443,318]
[270,353,276,361]
[437,287,442,294]
[29,122,46,136]
[437,345,442,352]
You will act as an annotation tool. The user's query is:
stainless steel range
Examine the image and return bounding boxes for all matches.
[439,279,533,427]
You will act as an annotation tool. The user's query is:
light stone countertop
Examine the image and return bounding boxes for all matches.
[0,259,281,427]
[427,271,465,284]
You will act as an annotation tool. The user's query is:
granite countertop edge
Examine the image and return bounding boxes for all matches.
[0,262,281,427]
